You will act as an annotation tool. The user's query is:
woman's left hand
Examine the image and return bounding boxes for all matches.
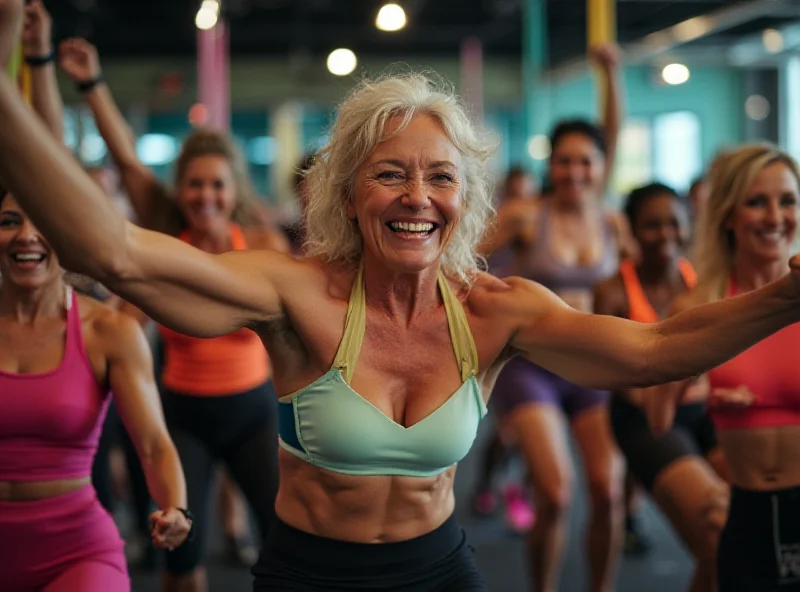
[149,508,192,550]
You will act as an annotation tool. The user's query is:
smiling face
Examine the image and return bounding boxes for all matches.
[634,193,689,266]
[549,132,606,206]
[727,161,799,264]
[176,155,237,234]
[347,114,463,274]
[0,194,62,290]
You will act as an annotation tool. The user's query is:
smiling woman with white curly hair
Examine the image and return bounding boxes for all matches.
[3,1,800,587]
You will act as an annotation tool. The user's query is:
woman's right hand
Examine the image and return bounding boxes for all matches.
[58,37,101,82]
[0,0,24,70]
[708,385,756,409]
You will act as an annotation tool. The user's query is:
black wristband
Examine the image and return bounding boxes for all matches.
[76,75,104,94]
[176,508,196,542]
[24,50,56,67]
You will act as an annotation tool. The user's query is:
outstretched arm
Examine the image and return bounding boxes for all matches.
[59,37,168,229]
[506,273,800,391]
[0,61,284,337]
[22,0,63,142]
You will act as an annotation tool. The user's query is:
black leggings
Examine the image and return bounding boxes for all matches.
[162,382,279,575]
[92,402,153,537]
[253,514,487,591]
[719,485,800,591]
[610,396,717,492]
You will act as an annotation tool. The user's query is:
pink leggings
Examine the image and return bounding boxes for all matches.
[0,484,129,592]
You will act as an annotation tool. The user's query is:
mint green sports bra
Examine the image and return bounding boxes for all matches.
[277,264,487,477]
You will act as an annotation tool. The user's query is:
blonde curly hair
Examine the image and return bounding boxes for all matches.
[303,72,497,285]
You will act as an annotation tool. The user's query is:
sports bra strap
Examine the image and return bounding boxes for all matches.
[331,262,479,384]
[332,262,366,384]
[678,258,697,289]
[438,273,479,381]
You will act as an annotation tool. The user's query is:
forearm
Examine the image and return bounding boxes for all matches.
[29,64,63,142]
[648,278,800,384]
[139,438,187,510]
[0,73,128,277]
[600,66,622,182]
[84,84,139,169]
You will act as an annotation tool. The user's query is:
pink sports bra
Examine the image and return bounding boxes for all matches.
[0,287,111,481]
[708,277,800,430]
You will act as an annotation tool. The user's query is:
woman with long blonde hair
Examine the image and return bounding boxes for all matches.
[650,143,800,590]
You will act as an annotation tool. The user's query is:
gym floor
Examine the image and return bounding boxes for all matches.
[130,421,694,591]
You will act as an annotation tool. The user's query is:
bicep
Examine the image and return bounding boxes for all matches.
[107,320,169,452]
[510,283,657,389]
[109,224,283,337]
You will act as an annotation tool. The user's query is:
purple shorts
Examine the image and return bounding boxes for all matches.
[0,484,129,591]
[491,357,609,419]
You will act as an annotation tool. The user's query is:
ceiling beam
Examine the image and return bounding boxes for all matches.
[547,0,792,81]
[728,22,800,66]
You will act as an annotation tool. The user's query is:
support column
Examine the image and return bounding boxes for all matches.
[587,0,617,113]
[197,20,230,131]
[522,0,548,170]
[779,54,800,160]
[460,37,484,122]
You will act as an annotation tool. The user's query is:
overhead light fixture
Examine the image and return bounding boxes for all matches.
[763,28,784,54]
[527,135,551,161]
[662,63,690,85]
[376,4,407,32]
[195,0,220,30]
[745,94,770,121]
[327,48,357,76]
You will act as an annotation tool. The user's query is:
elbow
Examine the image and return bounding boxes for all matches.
[636,328,669,387]
[137,433,174,472]
[66,223,139,287]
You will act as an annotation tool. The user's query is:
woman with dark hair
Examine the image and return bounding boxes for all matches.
[482,45,634,592]
[594,182,727,591]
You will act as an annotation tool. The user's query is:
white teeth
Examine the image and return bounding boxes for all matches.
[389,221,435,233]
[12,253,45,262]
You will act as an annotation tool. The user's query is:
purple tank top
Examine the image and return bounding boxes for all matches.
[522,203,618,291]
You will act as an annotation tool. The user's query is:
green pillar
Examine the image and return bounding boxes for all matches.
[522,0,548,172]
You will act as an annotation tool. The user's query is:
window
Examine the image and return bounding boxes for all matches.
[612,119,652,207]
[653,111,702,193]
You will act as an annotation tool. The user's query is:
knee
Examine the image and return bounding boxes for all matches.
[536,478,573,520]
[696,485,728,564]
[587,463,625,516]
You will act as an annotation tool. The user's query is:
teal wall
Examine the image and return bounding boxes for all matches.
[520,66,744,173]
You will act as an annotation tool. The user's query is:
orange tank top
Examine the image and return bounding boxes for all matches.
[619,258,697,323]
[158,225,269,396]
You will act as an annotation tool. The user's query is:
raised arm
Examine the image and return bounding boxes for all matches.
[589,44,623,192]
[0,56,284,337]
[479,198,535,257]
[22,0,63,142]
[58,38,169,229]
[505,271,800,391]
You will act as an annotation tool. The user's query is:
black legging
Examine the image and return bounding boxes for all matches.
[92,402,153,537]
[162,382,279,575]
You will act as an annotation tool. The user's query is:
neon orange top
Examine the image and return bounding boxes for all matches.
[619,258,697,323]
[158,225,269,396]
[708,277,800,430]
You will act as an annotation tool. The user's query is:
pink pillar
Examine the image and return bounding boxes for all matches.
[197,20,230,131]
[460,37,484,122]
